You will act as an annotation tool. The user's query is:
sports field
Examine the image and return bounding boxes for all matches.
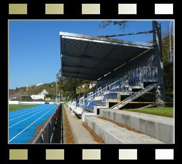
[9,104,58,144]
[9,104,38,112]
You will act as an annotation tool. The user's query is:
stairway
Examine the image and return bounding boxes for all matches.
[111,83,156,109]
[84,109,174,144]
[84,116,165,144]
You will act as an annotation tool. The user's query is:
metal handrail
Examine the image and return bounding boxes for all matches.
[83,68,135,101]
[82,66,158,103]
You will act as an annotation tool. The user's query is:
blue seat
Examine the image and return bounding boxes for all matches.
[136,76,140,81]
[84,102,88,106]
[103,96,106,101]
[89,102,94,107]
[110,88,118,92]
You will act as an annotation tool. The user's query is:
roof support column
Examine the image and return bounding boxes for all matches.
[153,21,165,106]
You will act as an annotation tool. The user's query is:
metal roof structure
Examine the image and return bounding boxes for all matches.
[60,31,154,80]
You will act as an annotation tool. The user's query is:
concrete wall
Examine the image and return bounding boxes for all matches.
[99,109,174,144]
[9,101,44,104]
[9,101,56,105]
[84,116,164,144]
[9,101,20,104]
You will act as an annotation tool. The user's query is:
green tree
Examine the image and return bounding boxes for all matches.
[161,34,173,91]
[56,69,92,98]
[100,21,173,92]
[149,33,173,91]
[45,93,55,99]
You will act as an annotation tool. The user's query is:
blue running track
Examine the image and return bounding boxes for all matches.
[9,104,58,144]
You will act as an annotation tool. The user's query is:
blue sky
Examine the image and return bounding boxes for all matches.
[9,20,174,89]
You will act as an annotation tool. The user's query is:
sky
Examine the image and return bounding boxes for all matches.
[9,20,174,89]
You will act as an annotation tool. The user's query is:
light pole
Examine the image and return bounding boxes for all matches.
[56,81,58,103]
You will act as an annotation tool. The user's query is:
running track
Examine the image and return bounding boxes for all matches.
[9,104,58,144]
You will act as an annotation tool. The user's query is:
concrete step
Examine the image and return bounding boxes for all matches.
[99,109,174,144]
[84,116,165,144]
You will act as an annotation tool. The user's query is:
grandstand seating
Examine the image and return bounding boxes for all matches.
[64,21,165,123]
[67,66,158,118]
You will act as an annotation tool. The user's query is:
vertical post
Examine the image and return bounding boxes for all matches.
[56,81,58,103]
[117,92,119,110]
[169,21,173,63]
[153,21,165,106]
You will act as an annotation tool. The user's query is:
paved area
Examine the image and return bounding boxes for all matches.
[63,104,98,144]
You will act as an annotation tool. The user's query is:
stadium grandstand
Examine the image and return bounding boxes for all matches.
[60,21,165,119]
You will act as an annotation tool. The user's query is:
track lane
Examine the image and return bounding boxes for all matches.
[9,105,52,128]
[9,104,58,143]
[9,105,44,118]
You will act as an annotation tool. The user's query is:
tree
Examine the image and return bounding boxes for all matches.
[148,32,173,92]
[99,21,130,29]
[56,69,92,98]
[45,93,55,99]
[161,34,173,91]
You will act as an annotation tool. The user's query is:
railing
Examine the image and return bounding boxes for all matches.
[77,66,158,112]
[103,88,173,110]
[110,84,156,109]
[32,104,62,143]
[82,66,157,102]
[82,74,128,102]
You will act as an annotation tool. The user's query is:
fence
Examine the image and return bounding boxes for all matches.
[32,103,62,143]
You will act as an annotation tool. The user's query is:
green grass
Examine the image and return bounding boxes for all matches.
[124,107,174,118]
[9,104,38,112]
[61,100,70,103]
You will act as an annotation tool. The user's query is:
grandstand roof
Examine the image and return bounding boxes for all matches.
[60,31,154,80]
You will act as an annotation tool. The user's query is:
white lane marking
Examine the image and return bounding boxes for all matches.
[9,106,51,128]
[9,106,44,118]
[9,107,45,121]
[9,107,40,117]
[9,106,56,143]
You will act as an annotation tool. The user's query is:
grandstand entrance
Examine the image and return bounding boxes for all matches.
[60,21,165,116]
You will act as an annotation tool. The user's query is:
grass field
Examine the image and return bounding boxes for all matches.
[124,107,173,118]
[9,104,38,112]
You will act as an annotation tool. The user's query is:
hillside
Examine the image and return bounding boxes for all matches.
[9,82,58,98]
[9,80,94,101]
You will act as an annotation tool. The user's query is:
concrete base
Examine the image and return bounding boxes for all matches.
[99,109,174,144]
[84,116,165,144]
[82,112,97,122]
[9,100,55,104]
